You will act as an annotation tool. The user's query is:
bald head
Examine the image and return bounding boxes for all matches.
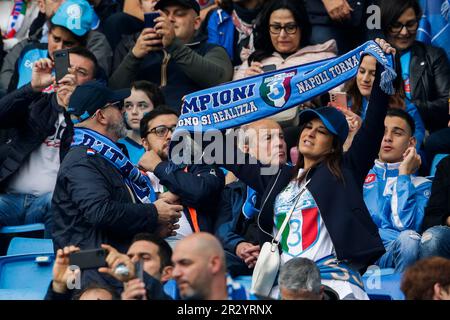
[172,233,228,300]
[239,119,287,165]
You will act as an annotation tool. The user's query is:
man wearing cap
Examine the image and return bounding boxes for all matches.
[0,0,112,95]
[52,81,183,253]
[109,0,233,110]
[0,46,98,234]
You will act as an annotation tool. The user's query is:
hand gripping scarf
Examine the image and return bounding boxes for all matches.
[71,128,157,204]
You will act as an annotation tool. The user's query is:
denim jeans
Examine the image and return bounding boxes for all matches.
[419,225,450,259]
[0,192,53,237]
[376,230,421,272]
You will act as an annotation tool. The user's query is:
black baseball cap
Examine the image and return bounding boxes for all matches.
[155,0,200,14]
[67,81,131,123]
[298,107,349,146]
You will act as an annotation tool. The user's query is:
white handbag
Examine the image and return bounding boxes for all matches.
[250,179,310,297]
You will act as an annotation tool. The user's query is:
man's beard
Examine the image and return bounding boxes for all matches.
[108,120,128,140]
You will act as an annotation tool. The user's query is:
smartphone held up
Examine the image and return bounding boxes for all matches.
[53,49,70,83]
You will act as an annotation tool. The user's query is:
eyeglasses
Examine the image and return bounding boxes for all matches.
[389,20,418,34]
[146,125,176,137]
[269,23,298,35]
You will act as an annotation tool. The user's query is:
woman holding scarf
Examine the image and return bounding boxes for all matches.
[221,38,396,300]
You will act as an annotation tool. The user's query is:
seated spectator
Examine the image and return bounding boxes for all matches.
[138,107,225,247]
[109,0,233,110]
[401,257,450,300]
[420,155,450,260]
[45,244,170,300]
[172,232,248,300]
[279,257,339,300]
[52,81,183,253]
[119,80,165,164]
[380,0,450,133]
[0,0,112,95]
[304,0,371,55]
[200,0,265,65]
[233,0,337,127]
[344,54,426,150]
[0,47,97,234]
[215,119,287,277]
[364,108,432,272]
[424,91,450,158]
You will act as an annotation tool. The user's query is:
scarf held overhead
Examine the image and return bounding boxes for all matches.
[174,40,396,136]
[71,128,157,204]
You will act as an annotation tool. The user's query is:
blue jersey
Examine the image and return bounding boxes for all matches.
[118,136,145,165]
[363,160,432,246]
[16,43,48,89]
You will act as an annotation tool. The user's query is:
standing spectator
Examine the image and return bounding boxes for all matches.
[363,109,432,272]
[401,257,450,300]
[0,47,97,234]
[380,0,450,133]
[221,39,394,299]
[138,107,225,247]
[279,257,339,300]
[109,0,233,110]
[215,119,287,277]
[420,155,450,260]
[304,0,370,55]
[233,0,337,127]
[172,232,248,300]
[201,0,266,65]
[119,80,165,164]
[52,81,183,253]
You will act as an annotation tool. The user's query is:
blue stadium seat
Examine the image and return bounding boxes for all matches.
[430,154,449,176]
[362,267,405,300]
[163,279,180,299]
[6,237,54,256]
[0,223,45,235]
[0,253,54,300]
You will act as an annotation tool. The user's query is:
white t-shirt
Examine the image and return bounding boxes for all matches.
[7,112,66,196]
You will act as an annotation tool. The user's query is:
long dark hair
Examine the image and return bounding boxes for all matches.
[345,54,405,115]
[293,122,344,184]
[248,0,311,65]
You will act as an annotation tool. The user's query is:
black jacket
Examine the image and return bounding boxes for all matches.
[153,161,225,233]
[223,71,388,273]
[52,145,159,253]
[0,84,72,192]
[422,155,450,231]
[409,41,450,132]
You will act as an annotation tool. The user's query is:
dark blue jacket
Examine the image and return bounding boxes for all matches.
[153,161,225,233]
[52,145,159,253]
[215,180,259,254]
[0,84,72,192]
[222,70,387,273]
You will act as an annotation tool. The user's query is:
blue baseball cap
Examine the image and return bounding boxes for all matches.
[68,81,131,123]
[51,0,94,37]
[298,107,349,145]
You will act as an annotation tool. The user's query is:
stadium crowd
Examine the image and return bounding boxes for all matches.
[0,0,449,300]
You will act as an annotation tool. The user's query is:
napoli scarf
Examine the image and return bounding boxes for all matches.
[71,128,157,204]
[173,40,396,138]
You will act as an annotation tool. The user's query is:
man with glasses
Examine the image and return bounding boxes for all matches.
[380,0,450,135]
[52,82,183,254]
[138,106,225,248]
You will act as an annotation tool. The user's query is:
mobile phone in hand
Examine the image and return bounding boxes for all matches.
[69,248,107,270]
[262,64,277,73]
[144,12,161,29]
[329,92,349,110]
[53,49,70,83]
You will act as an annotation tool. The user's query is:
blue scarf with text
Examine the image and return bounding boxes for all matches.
[71,128,157,204]
[173,41,396,137]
